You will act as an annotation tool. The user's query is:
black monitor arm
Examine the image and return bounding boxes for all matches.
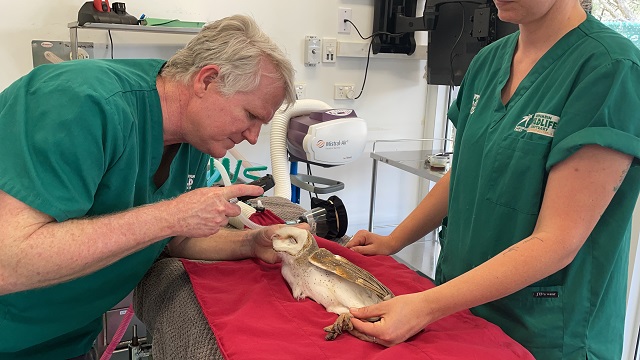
[395,0,487,32]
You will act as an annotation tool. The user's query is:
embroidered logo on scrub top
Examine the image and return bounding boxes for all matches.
[513,113,559,138]
[186,174,196,190]
[514,114,534,132]
[470,94,480,114]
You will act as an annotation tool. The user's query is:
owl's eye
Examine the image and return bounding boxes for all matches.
[289,237,297,244]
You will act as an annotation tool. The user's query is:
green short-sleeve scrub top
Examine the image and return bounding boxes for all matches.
[0,59,209,359]
[438,14,640,359]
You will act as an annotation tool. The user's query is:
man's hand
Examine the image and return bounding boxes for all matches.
[167,184,264,239]
[249,223,310,263]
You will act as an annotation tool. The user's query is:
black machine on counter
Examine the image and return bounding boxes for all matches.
[78,0,138,26]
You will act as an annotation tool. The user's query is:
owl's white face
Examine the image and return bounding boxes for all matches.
[272,226,308,257]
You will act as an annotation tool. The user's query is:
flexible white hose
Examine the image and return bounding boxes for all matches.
[213,158,232,186]
[211,158,261,229]
[269,99,333,199]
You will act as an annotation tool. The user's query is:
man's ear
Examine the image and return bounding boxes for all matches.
[193,65,220,97]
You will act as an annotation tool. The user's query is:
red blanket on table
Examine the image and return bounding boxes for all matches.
[181,211,534,360]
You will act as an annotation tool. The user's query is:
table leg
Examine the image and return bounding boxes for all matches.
[367,158,379,232]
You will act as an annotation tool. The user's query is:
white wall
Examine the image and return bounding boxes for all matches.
[0,0,431,234]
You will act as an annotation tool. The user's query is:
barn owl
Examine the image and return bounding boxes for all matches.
[272,226,394,341]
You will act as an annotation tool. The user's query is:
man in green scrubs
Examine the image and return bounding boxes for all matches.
[346,1,640,358]
[0,15,296,359]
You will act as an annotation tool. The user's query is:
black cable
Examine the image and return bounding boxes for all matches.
[108,30,114,59]
[306,163,318,199]
[445,85,453,152]
[448,2,466,87]
[344,19,403,40]
[343,19,405,99]
[355,40,373,99]
[441,3,465,153]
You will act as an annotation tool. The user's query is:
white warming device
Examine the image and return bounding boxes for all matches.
[269,99,368,200]
[286,109,368,166]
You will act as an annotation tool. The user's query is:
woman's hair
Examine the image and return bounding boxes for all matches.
[163,14,296,105]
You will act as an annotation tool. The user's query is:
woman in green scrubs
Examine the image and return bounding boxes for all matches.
[347,1,640,358]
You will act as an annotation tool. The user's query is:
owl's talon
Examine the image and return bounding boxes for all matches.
[323,313,354,341]
[324,332,337,341]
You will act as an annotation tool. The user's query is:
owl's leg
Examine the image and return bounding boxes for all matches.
[323,313,354,340]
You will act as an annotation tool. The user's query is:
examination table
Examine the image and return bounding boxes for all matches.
[133,196,534,359]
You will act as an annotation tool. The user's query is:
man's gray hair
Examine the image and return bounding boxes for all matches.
[163,14,296,106]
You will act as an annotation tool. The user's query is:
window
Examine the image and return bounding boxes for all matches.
[590,0,640,48]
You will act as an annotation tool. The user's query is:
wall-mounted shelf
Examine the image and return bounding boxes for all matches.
[67,21,201,59]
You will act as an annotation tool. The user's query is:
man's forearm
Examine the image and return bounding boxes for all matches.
[0,201,177,295]
[167,228,255,261]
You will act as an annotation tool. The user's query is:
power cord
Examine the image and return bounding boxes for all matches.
[343,19,405,99]
[448,2,466,87]
[444,3,465,151]
[306,163,318,201]
[108,30,114,59]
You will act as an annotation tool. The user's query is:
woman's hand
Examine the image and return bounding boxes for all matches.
[345,230,400,255]
[349,291,435,347]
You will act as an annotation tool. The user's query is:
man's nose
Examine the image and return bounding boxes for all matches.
[243,123,262,145]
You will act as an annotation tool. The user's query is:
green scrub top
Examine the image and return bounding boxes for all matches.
[0,59,208,359]
[437,14,640,359]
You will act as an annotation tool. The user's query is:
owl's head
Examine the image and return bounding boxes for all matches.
[272,226,313,258]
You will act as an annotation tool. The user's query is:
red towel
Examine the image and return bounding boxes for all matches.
[182,210,534,360]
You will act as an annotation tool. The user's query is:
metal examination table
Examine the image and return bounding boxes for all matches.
[368,148,447,232]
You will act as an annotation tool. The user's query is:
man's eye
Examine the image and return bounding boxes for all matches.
[247,111,257,120]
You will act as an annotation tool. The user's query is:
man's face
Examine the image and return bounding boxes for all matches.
[185,58,286,158]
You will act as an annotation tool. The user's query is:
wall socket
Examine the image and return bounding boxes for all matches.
[334,84,355,100]
[295,83,306,99]
[322,38,337,63]
[338,8,352,34]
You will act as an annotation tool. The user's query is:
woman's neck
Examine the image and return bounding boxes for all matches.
[518,2,587,55]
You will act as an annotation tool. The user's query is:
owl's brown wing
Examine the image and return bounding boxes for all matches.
[309,248,394,300]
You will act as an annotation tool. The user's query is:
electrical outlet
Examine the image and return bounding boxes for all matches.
[338,8,352,34]
[334,84,355,100]
[295,83,306,99]
[322,38,337,63]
